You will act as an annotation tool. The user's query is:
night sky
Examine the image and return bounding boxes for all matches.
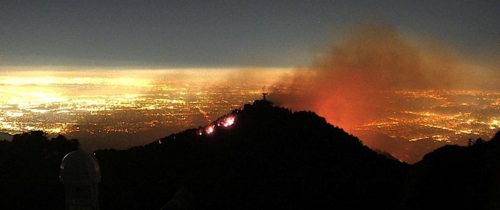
[1,0,498,68]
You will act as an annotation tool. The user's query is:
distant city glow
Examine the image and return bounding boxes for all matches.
[354,90,500,143]
[1,69,500,161]
[0,68,287,138]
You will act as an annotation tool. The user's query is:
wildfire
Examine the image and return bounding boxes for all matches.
[201,115,236,135]
[206,125,215,134]
[221,116,235,127]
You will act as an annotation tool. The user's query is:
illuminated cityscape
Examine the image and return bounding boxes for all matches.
[355,90,500,143]
[0,70,283,148]
[1,71,500,154]
[0,74,258,129]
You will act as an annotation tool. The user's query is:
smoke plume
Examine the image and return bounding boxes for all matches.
[270,21,495,132]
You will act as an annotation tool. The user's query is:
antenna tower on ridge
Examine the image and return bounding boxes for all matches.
[262,86,267,101]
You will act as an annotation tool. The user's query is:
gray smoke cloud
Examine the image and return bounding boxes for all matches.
[270,21,498,133]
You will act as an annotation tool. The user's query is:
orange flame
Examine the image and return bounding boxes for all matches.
[221,116,235,127]
[206,125,215,134]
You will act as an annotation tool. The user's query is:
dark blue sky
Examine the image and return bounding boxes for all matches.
[1,0,498,68]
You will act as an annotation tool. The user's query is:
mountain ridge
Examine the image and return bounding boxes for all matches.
[96,100,408,209]
[1,100,500,209]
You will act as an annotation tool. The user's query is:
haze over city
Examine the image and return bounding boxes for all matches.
[1,1,499,162]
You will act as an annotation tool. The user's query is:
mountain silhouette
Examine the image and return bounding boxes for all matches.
[95,100,407,209]
[2,100,500,209]
[0,132,79,210]
[402,133,500,209]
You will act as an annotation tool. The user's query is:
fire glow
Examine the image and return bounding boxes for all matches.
[205,125,215,134]
[202,115,236,135]
[221,116,235,127]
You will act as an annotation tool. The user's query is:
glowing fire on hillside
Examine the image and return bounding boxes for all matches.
[221,116,235,127]
[201,115,236,135]
[206,125,215,134]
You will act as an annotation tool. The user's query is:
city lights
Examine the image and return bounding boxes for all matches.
[355,90,500,142]
[0,71,499,147]
[0,70,276,137]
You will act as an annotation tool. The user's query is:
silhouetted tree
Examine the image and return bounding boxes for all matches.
[49,134,79,159]
[0,131,79,210]
[11,131,50,161]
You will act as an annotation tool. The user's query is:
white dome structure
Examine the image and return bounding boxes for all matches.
[60,150,101,186]
[60,150,101,210]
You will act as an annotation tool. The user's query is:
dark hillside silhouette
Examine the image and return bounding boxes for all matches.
[96,100,407,209]
[0,131,79,210]
[2,101,500,209]
[402,133,500,209]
